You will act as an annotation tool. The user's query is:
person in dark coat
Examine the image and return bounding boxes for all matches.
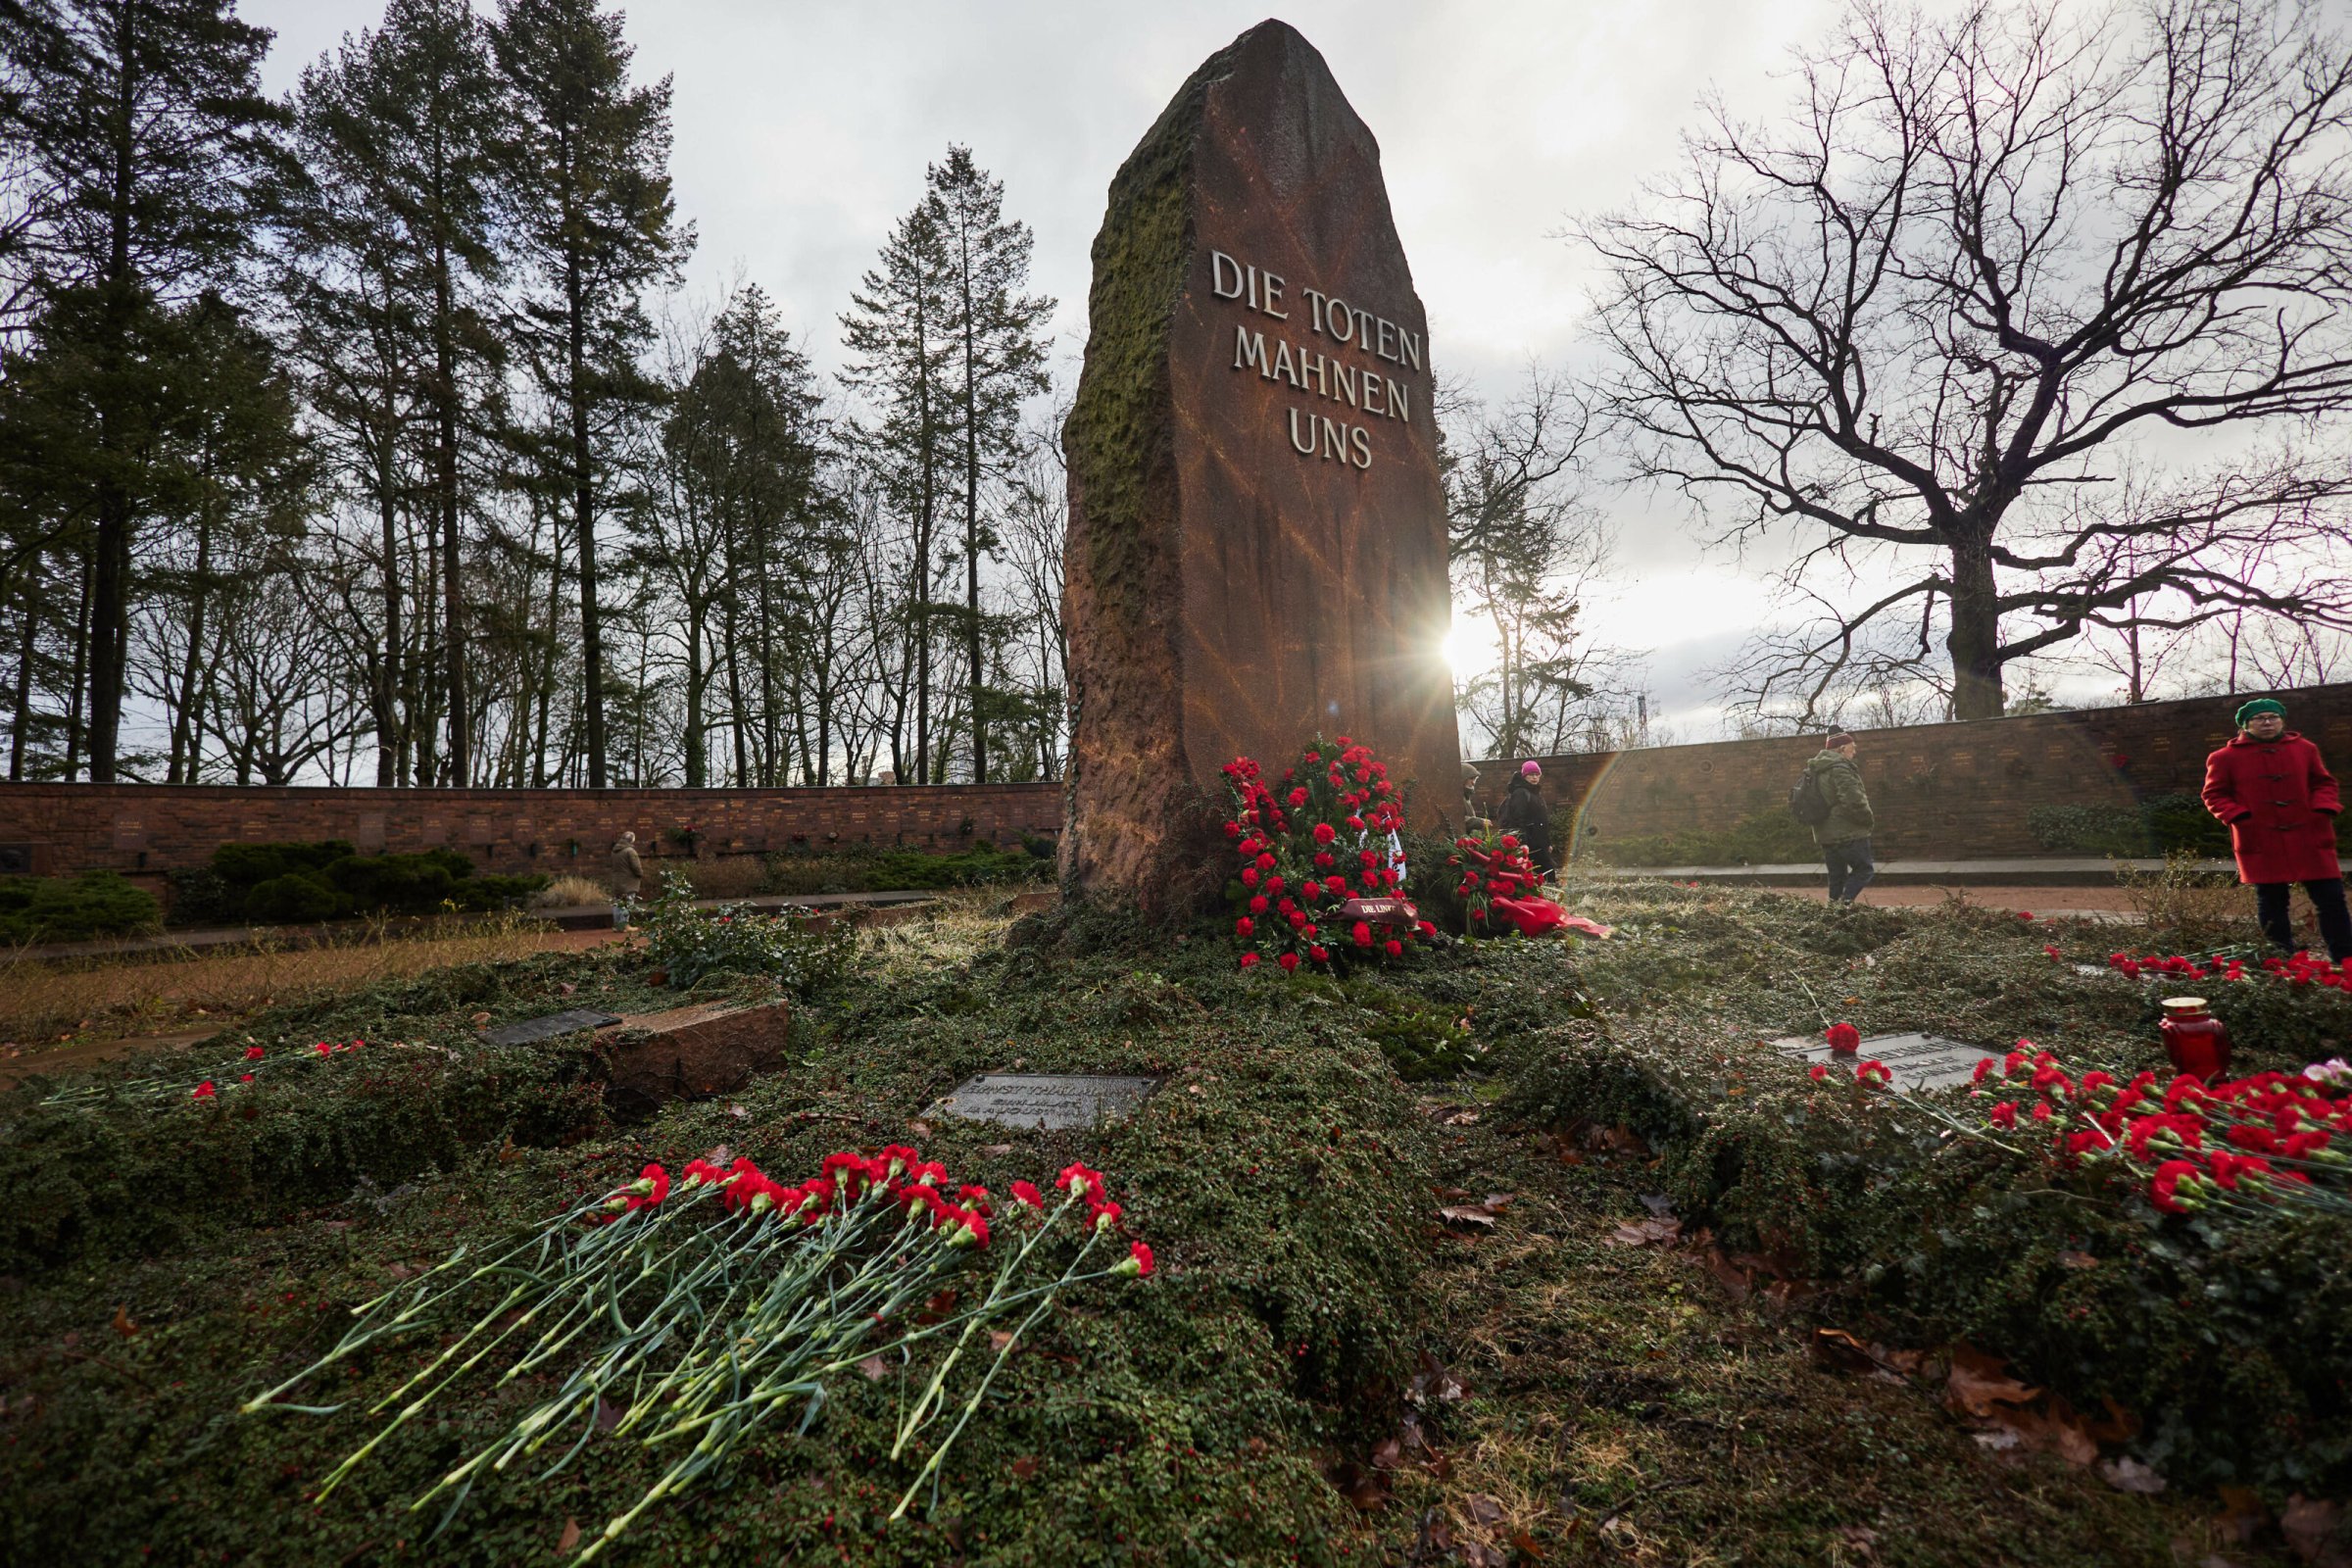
[1806,732,1876,904]
[1496,760,1554,878]
[2202,697,2350,959]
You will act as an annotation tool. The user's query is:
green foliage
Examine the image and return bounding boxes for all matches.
[1496,882,2352,1498]
[0,896,1443,1567]
[2029,793,2235,858]
[757,842,1054,896]
[633,872,859,992]
[1591,808,1821,867]
[192,840,549,924]
[0,870,163,944]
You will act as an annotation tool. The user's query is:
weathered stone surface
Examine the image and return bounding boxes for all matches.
[481,1008,621,1047]
[931,1073,1161,1132]
[596,999,790,1115]
[1771,1032,1992,1093]
[1061,20,1458,916]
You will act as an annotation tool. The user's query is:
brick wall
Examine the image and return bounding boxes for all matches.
[0,781,1064,894]
[1476,684,2352,863]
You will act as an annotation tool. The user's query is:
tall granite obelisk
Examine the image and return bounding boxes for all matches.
[1060,19,1458,915]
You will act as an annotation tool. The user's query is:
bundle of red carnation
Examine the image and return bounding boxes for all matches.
[1219,736,1436,971]
[1886,1038,2352,1222]
[1445,832,1560,939]
[253,1142,1153,1551]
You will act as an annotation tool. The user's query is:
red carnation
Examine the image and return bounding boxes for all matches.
[1824,1022,1861,1054]
[1057,1162,1107,1202]
[244,1046,265,1060]
[1313,822,1337,845]
[1808,1063,1829,1081]
[1011,1180,1045,1209]
[1990,1102,2019,1129]
[1125,1240,1156,1278]
[1351,921,1373,947]
[192,1080,217,1100]
[1279,952,1299,972]
[1240,952,1259,968]
[1250,896,1269,915]
[1288,788,1308,808]
[1308,945,1330,962]
[1855,1059,1892,1087]
[1383,939,1403,958]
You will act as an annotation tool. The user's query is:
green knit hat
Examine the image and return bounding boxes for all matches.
[2235,697,2286,727]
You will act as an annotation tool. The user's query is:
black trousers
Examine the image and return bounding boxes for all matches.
[2255,877,2352,961]
[1823,837,1875,904]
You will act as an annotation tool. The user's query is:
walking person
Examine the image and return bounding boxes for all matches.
[1802,732,1876,904]
[610,831,645,928]
[1496,760,1555,879]
[2201,698,2351,960]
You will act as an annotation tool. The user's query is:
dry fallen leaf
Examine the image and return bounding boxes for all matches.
[726,1103,749,1119]
[2058,1250,2100,1269]
[469,1011,492,1029]
[1370,1437,1402,1471]
[2282,1494,2345,1566]
[1944,1344,2040,1420]
[558,1517,581,1554]
[858,1355,890,1382]
[1440,1205,1498,1228]
[1009,1455,1040,1480]
[1461,1494,1507,1528]
[906,1119,932,1139]
[109,1305,136,1340]
[981,1143,1014,1156]
[1443,1108,1482,1126]
[2098,1456,2166,1494]
[1606,1216,1683,1248]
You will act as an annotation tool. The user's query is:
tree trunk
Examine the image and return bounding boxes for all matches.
[1946,535,2005,720]
[434,204,470,786]
[959,254,987,783]
[167,484,218,783]
[569,249,607,787]
[8,585,38,782]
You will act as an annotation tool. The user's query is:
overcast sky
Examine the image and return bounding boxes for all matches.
[240,0,1878,734]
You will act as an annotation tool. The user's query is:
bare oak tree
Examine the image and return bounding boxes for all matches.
[1585,0,2352,720]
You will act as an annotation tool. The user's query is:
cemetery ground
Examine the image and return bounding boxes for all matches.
[0,876,2344,1566]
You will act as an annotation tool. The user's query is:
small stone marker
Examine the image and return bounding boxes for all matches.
[594,999,791,1117]
[932,1073,1161,1132]
[482,1008,622,1047]
[1772,1032,1990,1093]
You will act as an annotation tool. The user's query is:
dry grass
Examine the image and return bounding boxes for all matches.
[2114,850,2251,943]
[532,873,615,909]
[0,914,564,1049]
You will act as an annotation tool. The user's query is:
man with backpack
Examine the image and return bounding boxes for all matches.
[1792,732,1876,904]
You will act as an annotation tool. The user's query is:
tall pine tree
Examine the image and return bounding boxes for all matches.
[927,146,1051,784]
[0,0,283,780]
[494,0,687,789]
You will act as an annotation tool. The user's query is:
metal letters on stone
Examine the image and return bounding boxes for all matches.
[482,1009,623,1047]
[931,1073,1162,1132]
[1771,1031,1993,1093]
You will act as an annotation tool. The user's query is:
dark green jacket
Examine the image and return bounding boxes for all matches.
[1805,751,1874,846]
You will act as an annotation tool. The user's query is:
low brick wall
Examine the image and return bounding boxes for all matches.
[0,781,1064,893]
[1478,684,2352,863]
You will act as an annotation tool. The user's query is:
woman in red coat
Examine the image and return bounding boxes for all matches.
[2202,698,2351,959]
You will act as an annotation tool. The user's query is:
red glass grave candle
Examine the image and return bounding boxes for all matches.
[2158,996,2231,1081]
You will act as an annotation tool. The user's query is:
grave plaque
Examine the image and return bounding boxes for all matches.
[1060,20,1459,916]
[482,1009,623,1048]
[1772,1032,1992,1093]
[932,1073,1161,1132]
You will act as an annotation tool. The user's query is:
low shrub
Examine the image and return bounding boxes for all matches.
[633,871,859,992]
[1497,1017,2352,1495]
[2030,793,2237,858]
[194,840,549,924]
[0,869,163,944]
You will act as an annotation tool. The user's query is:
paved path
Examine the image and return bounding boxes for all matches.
[1588,857,2243,887]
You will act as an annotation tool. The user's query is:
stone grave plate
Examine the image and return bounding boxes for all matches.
[931,1073,1161,1132]
[482,1009,623,1047]
[1770,1031,1993,1093]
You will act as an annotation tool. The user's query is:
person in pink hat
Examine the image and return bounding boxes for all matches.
[1495,760,1554,879]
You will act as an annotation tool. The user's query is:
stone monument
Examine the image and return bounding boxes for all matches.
[1060,19,1459,915]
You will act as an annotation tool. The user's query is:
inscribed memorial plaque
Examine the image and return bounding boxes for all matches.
[932,1074,1161,1132]
[1060,20,1459,915]
[1772,1032,1991,1093]
[482,1009,623,1048]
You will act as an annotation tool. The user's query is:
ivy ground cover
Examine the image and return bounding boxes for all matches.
[0,886,2342,1564]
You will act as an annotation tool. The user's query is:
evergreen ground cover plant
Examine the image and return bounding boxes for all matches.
[0,879,2342,1563]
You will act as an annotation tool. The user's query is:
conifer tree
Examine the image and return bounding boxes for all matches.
[0,0,283,780]
[928,145,1051,784]
[494,0,688,789]
[276,0,505,786]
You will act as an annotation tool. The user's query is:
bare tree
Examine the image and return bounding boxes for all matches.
[1585,0,2352,722]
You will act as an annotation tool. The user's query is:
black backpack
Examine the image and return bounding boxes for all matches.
[1788,766,1832,827]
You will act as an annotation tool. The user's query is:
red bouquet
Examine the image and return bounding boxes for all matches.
[1219,736,1435,971]
[1446,832,1562,938]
